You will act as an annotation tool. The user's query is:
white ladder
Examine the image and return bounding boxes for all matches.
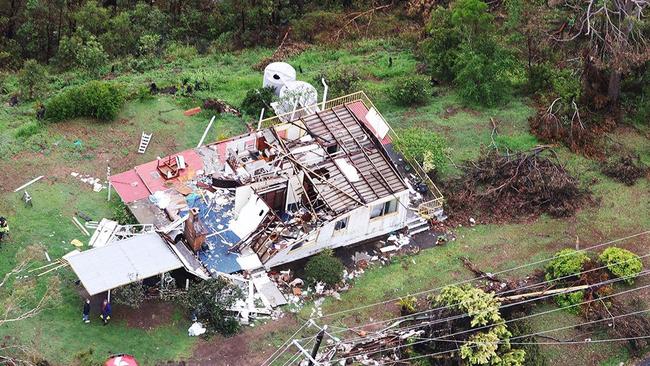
[138,132,152,154]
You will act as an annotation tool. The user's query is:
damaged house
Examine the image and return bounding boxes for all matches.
[66,90,444,316]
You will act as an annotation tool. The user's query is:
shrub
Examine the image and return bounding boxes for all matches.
[45,81,125,122]
[453,41,515,107]
[112,280,145,308]
[598,247,643,284]
[304,249,344,287]
[545,249,589,281]
[18,59,47,100]
[318,65,363,98]
[14,120,42,139]
[555,290,585,314]
[397,296,418,315]
[435,285,502,327]
[388,75,430,106]
[110,197,138,225]
[241,87,276,118]
[165,42,198,61]
[394,128,447,172]
[178,278,243,337]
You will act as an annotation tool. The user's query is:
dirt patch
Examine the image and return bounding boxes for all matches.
[122,300,177,330]
[445,148,591,225]
[188,316,299,366]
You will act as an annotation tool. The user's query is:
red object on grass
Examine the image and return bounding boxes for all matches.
[184,107,202,116]
[105,354,139,366]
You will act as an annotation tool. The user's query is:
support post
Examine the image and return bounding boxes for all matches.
[107,289,111,303]
[289,99,299,121]
[257,108,265,130]
[308,326,326,366]
[197,115,216,148]
[321,78,328,110]
[107,166,111,202]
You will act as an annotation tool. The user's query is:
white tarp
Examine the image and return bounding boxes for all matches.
[334,158,360,182]
[365,107,390,139]
[66,233,183,295]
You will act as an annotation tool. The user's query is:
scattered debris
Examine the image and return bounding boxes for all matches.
[70,172,107,192]
[203,99,242,117]
[601,154,647,186]
[13,175,44,192]
[188,322,207,336]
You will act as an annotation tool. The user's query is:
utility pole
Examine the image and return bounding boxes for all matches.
[308,326,326,366]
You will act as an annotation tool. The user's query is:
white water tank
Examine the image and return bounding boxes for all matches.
[279,81,318,108]
[263,62,296,96]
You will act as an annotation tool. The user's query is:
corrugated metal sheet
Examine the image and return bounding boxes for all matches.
[66,233,183,295]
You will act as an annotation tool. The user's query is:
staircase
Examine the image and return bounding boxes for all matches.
[406,215,430,235]
[138,132,152,154]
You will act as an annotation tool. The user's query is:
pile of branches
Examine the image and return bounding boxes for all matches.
[446,147,590,223]
[529,98,606,157]
[601,154,647,186]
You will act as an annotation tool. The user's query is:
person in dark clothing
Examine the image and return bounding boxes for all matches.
[0,217,8,245]
[100,299,112,326]
[82,299,91,323]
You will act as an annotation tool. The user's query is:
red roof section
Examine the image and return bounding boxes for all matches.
[346,100,392,145]
[110,149,204,203]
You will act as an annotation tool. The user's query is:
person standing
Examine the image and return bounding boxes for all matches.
[82,299,91,323]
[100,299,112,326]
[0,217,9,245]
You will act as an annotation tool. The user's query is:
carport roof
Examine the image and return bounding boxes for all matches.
[66,233,183,295]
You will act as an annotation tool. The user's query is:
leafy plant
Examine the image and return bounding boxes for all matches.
[598,247,643,284]
[304,249,344,287]
[241,87,276,118]
[394,128,447,172]
[112,280,145,308]
[388,75,430,106]
[110,197,138,225]
[544,249,589,281]
[318,65,363,98]
[435,285,502,327]
[555,290,585,314]
[397,296,418,315]
[18,59,47,100]
[178,278,243,337]
[45,81,125,122]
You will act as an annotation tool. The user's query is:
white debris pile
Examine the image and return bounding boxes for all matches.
[188,322,207,336]
[70,172,106,192]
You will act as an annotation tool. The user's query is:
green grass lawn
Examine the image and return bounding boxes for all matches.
[0,38,648,365]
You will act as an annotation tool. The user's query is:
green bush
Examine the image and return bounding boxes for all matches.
[598,247,643,284]
[165,42,198,61]
[318,65,363,98]
[304,249,344,287]
[45,81,125,122]
[18,59,47,100]
[419,6,461,82]
[545,249,589,281]
[241,87,276,118]
[110,197,138,225]
[555,290,585,314]
[388,76,430,106]
[14,120,42,139]
[394,128,447,172]
[178,278,243,337]
[453,41,515,107]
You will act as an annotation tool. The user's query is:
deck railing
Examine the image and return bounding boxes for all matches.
[259,91,445,214]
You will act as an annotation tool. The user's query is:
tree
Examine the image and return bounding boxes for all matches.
[304,249,344,287]
[178,277,243,336]
[17,59,47,100]
[558,0,650,104]
[434,285,525,365]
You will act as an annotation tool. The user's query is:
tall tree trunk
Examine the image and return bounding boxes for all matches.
[607,70,621,104]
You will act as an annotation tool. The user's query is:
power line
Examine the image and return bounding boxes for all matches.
[270,230,649,365]
[298,250,650,341]
[261,320,310,366]
[314,230,649,320]
[323,279,650,365]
